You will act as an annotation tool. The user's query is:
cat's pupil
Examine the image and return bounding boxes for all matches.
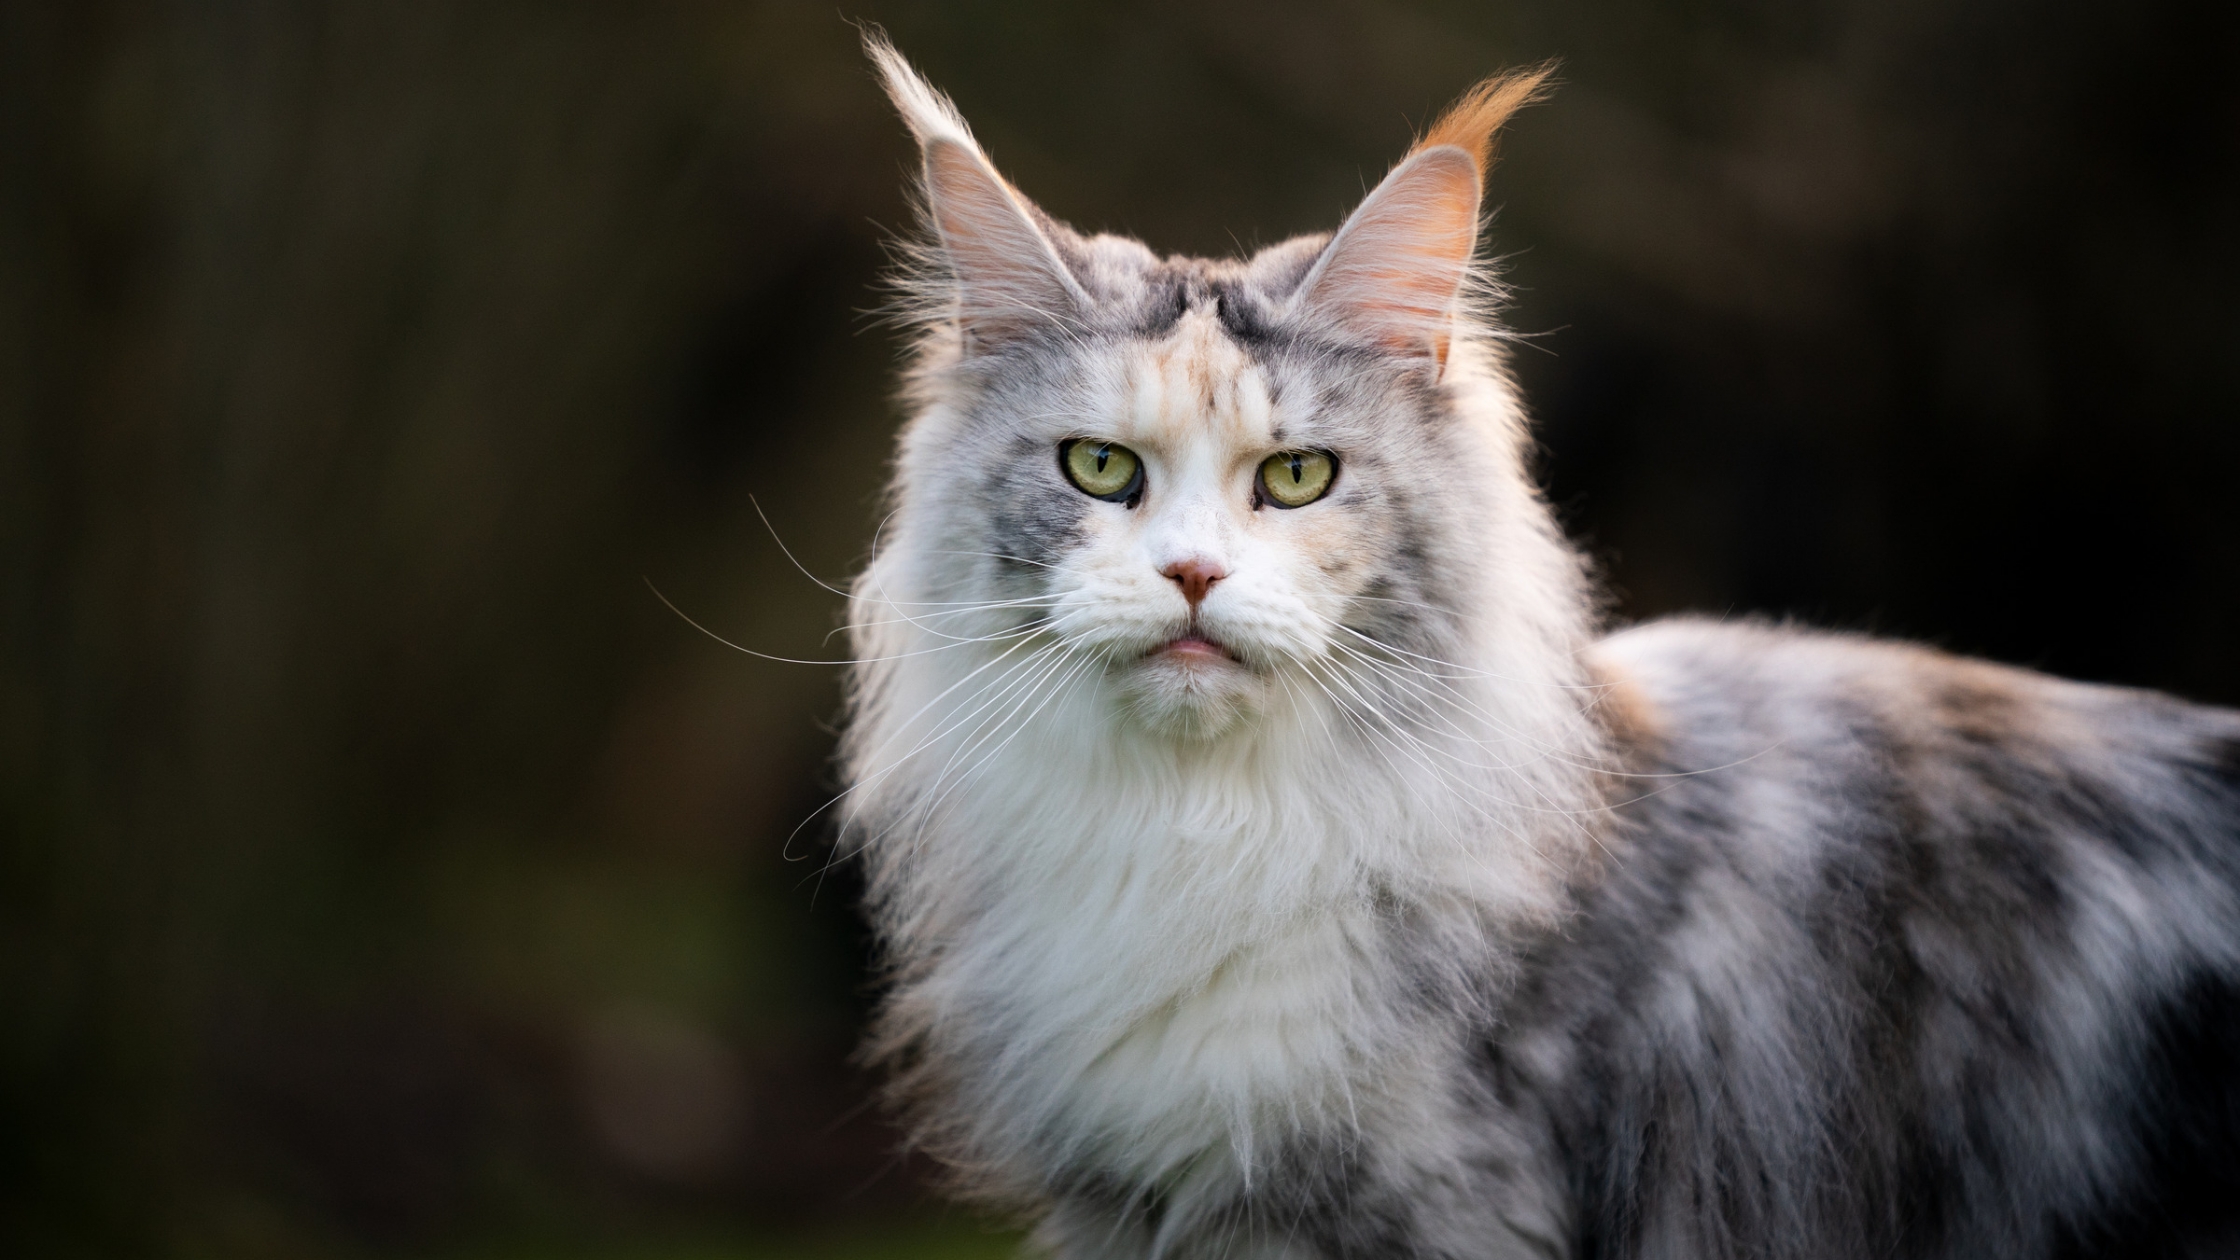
[1287,454,1302,483]
[1096,445,1110,472]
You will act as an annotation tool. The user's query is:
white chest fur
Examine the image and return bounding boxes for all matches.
[866,679,1566,1203]
[923,746,1382,1165]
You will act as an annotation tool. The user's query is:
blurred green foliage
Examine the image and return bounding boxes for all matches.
[1,1,2233,1256]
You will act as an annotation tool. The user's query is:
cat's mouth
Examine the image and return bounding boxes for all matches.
[1151,632,1237,663]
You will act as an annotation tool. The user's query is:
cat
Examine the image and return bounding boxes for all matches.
[837,33,2240,1260]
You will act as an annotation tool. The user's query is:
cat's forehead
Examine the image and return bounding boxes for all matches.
[1099,308,1277,450]
[1061,232,1330,348]
[1049,235,1335,450]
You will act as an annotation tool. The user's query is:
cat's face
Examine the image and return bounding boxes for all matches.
[908,249,1507,741]
[1044,311,1360,735]
[869,41,1548,739]
[966,302,1443,735]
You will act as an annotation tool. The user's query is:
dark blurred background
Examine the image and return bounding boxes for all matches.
[3,1,2234,1255]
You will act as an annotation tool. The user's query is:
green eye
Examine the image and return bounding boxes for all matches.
[1061,439,1143,502]
[1258,449,1337,508]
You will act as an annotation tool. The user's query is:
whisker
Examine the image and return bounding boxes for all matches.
[1311,644,1603,833]
[1320,646,1607,820]
[858,637,1060,758]
[1294,656,1522,862]
[787,635,1064,860]
[862,513,1047,645]
[851,591,1060,610]
[750,495,858,601]
[850,647,1089,871]
[1318,612,1608,691]
[1343,592,1461,617]
[825,596,1050,651]
[897,649,1099,853]
[907,644,1083,817]
[844,605,1056,644]
[649,578,1052,666]
[1326,632,1774,788]
[925,549,1061,570]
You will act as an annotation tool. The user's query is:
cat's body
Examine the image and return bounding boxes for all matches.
[1515,623,2240,1259]
[839,38,2240,1259]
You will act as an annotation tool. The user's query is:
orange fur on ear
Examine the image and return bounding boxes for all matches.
[1413,63,1558,176]
[1295,65,1555,366]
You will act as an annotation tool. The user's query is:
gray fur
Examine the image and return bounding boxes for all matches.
[841,37,2240,1260]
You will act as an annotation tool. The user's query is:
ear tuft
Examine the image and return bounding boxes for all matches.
[864,27,978,152]
[864,29,1086,351]
[1294,65,1556,365]
[1414,62,1559,174]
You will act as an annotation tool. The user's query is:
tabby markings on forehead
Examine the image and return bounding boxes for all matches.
[1122,268,1307,354]
[1115,310,1277,448]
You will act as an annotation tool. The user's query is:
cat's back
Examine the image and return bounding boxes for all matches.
[1533,618,2240,1257]
[1593,618,2240,871]
[1598,616,2238,786]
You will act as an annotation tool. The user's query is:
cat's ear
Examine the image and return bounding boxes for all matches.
[1294,66,1554,368]
[866,32,1087,351]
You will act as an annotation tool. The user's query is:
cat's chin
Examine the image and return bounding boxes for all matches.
[1115,639,1261,739]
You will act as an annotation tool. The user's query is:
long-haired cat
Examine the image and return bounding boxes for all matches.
[837,35,2240,1260]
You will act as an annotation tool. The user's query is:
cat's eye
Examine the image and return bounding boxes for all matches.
[1060,439,1143,503]
[1257,450,1337,508]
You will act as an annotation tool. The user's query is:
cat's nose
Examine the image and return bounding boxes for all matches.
[1161,558,1226,608]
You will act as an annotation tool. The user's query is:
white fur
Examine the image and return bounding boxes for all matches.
[843,325,1602,1236]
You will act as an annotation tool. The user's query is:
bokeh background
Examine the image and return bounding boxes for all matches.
[4,1,2235,1256]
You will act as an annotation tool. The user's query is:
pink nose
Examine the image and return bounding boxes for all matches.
[1161,558,1226,608]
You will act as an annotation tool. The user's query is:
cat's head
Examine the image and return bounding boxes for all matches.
[862,36,1566,741]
